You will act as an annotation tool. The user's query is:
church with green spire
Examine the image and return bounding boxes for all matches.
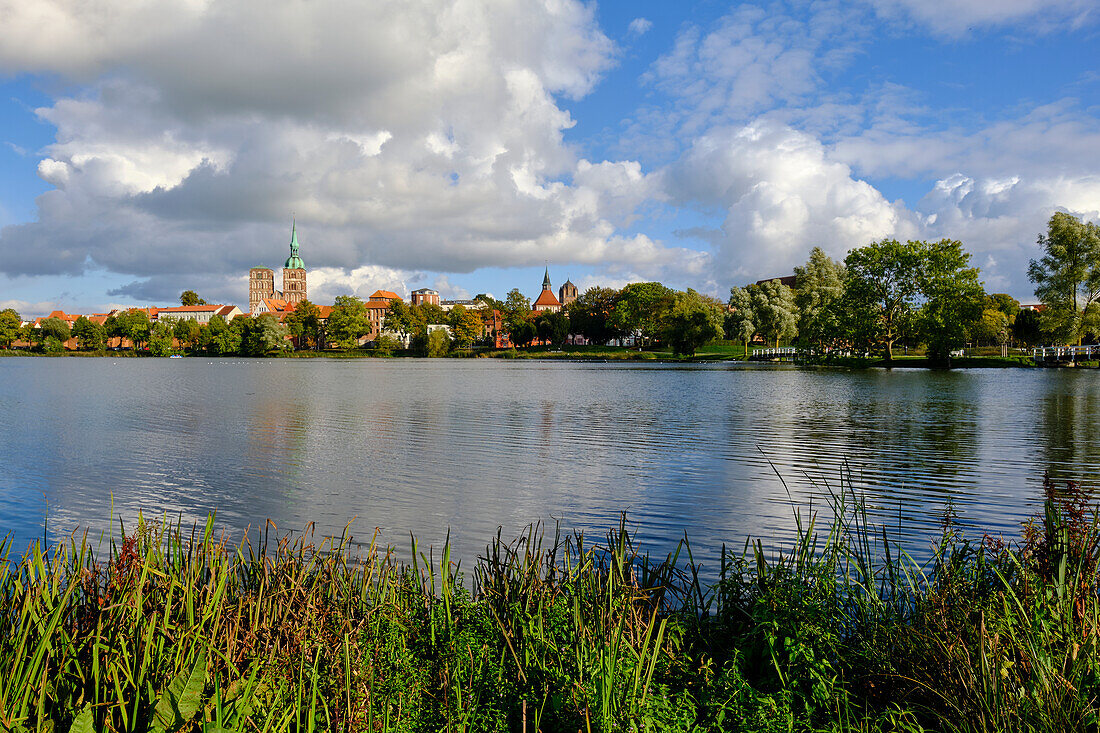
[249,221,308,314]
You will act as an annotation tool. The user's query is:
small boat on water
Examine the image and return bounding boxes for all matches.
[169,354,184,358]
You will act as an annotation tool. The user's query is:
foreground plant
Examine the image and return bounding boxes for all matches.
[0,474,1096,732]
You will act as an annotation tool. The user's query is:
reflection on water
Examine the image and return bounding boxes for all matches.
[2,359,1099,573]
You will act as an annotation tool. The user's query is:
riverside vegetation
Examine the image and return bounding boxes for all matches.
[2,475,1098,733]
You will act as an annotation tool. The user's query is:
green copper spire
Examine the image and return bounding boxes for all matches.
[284,219,305,270]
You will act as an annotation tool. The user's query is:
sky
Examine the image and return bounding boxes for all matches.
[0,0,1097,317]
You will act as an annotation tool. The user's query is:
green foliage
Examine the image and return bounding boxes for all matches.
[373,333,401,356]
[39,316,71,345]
[0,308,21,348]
[916,238,985,362]
[148,321,175,356]
[200,314,241,355]
[753,279,799,348]
[661,288,724,356]
[179,290,206,306]
[240,313,290,356]
[611,282,674,346]
[172,318,201,351]
[569,286,623,345]
[284,299,324,350]
[1014,308,1044,346]
[107,309,152,350]
[509,319,536,348]
[794,247,845,352]
[1,483,1098,733]
[973,308,1011,345]
[447,305,482,347]
[986,293,1021,321]
[425,327,451,357]
[843,239,925,360]
[72,316,107,351]
[726,286,757,352]
[533,309,569,347]
[502,288,532,339]
[1028,212,1100,344]
[328,295,371,349]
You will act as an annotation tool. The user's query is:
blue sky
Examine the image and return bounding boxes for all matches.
[0,0,1097,316]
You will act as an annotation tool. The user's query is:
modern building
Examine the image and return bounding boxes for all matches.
[410,288,440,307]
[250,222,308,314]
[558,279,578,306]
[532,268,562,313]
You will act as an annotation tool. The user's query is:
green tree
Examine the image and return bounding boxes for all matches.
[426,328,452,357]
[39,317,71,346]
[201,314,241,355]
[973,309,1010,346]
[383,300,415,341]
[916,239,985,363]
[502,289,532,337]
[610,282,674,346]
[662,289,724,357]
[794,247,845,352]
[19,323,41,349]
[567,287,622,345]
[985,293,1021,322]
[180,290,206,306]
[0,308,21,348]
[726,287,757,356]
[373,333,401,356]
[1028,212,1100,345]
[107,309,151,350]
[173,318,201,352]
[148,322,175,356]
[327,295,371,349]
[534,310,569,348]
[843,239,924,360]
[241,314,289,356]
[753,279,799,348]
[1013,308,1044,346]
[509,319,537,348]
[417,303,447,327]
[71,316,106,351]
[447,305,482,347]
[285,299,323,350]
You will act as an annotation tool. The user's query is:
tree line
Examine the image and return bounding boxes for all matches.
[2,213,1094,359]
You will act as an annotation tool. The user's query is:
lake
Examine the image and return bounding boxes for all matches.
[2,358,1098,572]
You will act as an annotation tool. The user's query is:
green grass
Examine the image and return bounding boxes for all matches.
[2,474,1098,732]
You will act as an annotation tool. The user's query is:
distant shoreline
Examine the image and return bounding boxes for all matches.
[0,346,1046,368]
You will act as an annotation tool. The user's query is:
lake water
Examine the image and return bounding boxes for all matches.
[2,358,1099,572]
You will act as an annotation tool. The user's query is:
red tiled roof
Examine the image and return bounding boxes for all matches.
[533,289,561,307]
[370,290,400,301]
[364,301,391,309]
[157,304,223,313]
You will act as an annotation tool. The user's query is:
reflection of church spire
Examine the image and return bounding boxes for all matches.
[542,266,552,291]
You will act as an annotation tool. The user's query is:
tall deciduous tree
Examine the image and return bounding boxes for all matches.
[327,295,370,349]
[662,289,724,357]
[1027,212,1100,345]
[726,286,757,356]
[916,239,985,362]
[568,287,622,345]
[0,308,22,348]
[285,299,323,350]
[39,317,71,346]
[753,279,799,348]
[148,322,175,356]
[447,305,482,347]
[173,318,201,352]
[610,282,674,346]
[843,239,924,360]
[534,310,569,347]
[180,290,206,306]
[794,247,845,352]
[72,316,106,351]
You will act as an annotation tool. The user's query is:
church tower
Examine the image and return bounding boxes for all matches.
[559,278,578,306]
[282,221,307,306]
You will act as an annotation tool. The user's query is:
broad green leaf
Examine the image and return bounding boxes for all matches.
[68,705,96,733]
[150,651,207,733]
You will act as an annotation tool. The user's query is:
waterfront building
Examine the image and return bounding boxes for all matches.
[366,289,401,340]
[250,222,308,314]
[440,299,487,312]
[532,268,562,313]
[410,288,440,307]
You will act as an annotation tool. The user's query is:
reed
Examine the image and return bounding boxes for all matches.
[0,475,1096,732]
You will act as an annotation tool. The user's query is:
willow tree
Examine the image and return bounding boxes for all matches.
[1028,212,1100,345]
[794,247,845,352]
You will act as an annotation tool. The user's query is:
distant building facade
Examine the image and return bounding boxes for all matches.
[250,222,308,314]
[558,279,578,306]
[532,268,562,313]
[410,288,440,307]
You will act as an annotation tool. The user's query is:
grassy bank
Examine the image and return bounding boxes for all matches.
[3,479,1097,732]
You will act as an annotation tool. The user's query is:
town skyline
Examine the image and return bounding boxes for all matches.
[1,0,1098,317]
